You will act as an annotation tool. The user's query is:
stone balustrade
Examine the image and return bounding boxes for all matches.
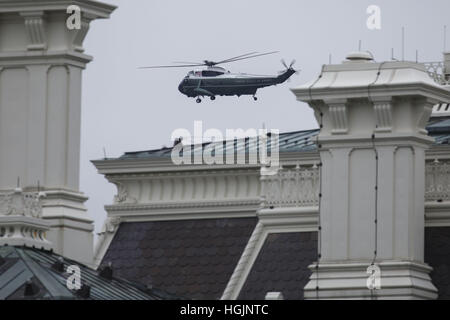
[260,160,450,209]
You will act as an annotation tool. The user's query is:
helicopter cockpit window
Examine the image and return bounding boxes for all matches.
[202,70,224,77]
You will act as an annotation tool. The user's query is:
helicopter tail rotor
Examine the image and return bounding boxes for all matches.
[280,59,297,71]
[290,59,296,69]
[278,59,300,82]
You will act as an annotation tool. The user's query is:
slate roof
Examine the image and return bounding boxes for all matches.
[0,246,176,300]
[425,227,450,300]
[111,118,450,161]
[101,217,257,300]
[118,129,319,160]
[238,232,317,300]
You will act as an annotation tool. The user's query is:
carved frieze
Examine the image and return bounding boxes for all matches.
[0,188,45,218]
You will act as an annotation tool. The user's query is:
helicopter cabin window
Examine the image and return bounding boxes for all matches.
[202,70,223,77]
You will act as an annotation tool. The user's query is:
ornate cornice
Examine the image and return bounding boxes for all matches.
[0,51,93,68]
[0,1,116,19]
[106,198,261,212]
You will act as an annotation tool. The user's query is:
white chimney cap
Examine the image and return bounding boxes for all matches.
[345,51,374,62]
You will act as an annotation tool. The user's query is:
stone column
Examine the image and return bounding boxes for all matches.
[292,52,450,299]
[0,1,115,265]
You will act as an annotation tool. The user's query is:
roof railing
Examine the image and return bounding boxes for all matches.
[423,61,450,86]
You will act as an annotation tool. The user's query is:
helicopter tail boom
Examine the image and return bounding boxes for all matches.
[276,59,299,84]
[276,68,297,84]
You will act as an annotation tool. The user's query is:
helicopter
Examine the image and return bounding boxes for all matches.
[139,51,299,103]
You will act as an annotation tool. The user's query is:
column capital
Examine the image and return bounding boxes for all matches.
[0,0,116,55]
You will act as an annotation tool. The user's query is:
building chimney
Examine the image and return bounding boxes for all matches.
[0,1,116,265]
[292,52,450,299]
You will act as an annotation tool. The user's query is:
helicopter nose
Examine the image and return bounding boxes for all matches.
[178,82,184,93]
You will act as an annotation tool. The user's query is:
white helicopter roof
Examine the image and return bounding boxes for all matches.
[186,66,274,79]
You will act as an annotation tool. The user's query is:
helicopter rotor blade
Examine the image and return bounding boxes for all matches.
[138,64,202,69]
[214,51,258,64]
[139,51,279,70]
[172,61,204,65]
[281,59,288,69]
[290,59,296,68]
[215,51,279,65]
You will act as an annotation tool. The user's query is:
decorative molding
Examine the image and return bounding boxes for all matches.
[106,198,260,211]
[101,216,121,234]
[0,188,46,218]
[105,199,261,224]
[0,188,52,250]
[0,216,52,250]
[111,180,137,204]
[71,18,90,53]
[20,11,47,51]
[106,169,261,207]
[328,101,348,134]
[417,99,435,135]
[304,261,437,300]
[0,51,93,68]
[426,202,450,227]
[258,206,318,230]
[0,1,116,17]
[373,100,393,132]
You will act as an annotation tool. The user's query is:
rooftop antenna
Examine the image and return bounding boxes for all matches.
[103,147,107,160]
[401,27,405,61]
[445,25,447,52]
[415,50,419,63]
[358,40,362,51]
[37,180,40,193]
[329,53,332,64]
[391,48,398,61]
[17,176,20,188]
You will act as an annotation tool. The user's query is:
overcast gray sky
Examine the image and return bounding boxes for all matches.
[80,0,450,238]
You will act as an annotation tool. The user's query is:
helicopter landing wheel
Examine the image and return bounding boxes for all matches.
[210,96,216,101]
[253,96,258,101]
[196,98,202,103]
